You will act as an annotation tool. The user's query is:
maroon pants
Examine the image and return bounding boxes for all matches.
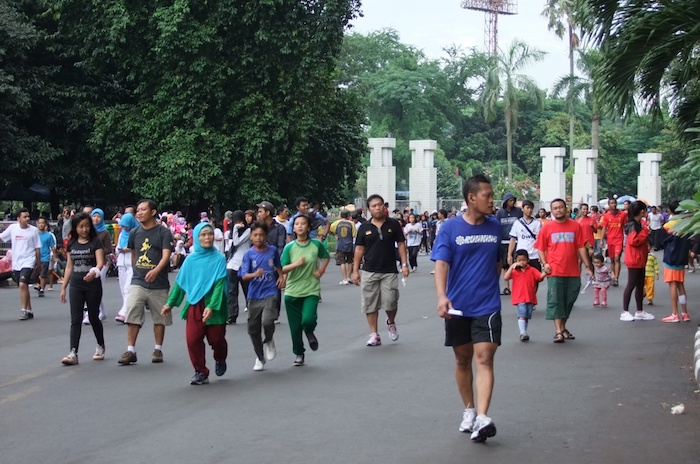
[186,302,227,377]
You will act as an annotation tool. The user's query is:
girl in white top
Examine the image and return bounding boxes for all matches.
[403,213,423,271]
[225,210,252,324]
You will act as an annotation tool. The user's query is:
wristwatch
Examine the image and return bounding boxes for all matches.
[401,263,408,268]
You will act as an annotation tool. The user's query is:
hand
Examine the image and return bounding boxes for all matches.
[351,271,360,285]
[276,275,286,289]
[402,266,409,278]
[543,263,552,275]
[60,288,67,304]
[437,295,453,319]
[145,269,159,283]
[161,305,172,316]
[585,267,594,277]
[202,308,212,322]
[296,257,306,266]
[507,255,513,266]
[313,268,325,279]
[83,272,96,282]
[510,262,519,270]
[254,268,264,278]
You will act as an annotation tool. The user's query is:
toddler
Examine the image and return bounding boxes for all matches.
[592,253,612,307]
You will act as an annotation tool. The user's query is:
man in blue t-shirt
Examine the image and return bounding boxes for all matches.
[431,174,501,444]
[37,216,57,297]
[286,196,329,242]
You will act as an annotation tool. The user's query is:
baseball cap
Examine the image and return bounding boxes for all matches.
[256,201,275,214]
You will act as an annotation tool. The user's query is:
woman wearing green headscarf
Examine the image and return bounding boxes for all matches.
[161,222,229,385]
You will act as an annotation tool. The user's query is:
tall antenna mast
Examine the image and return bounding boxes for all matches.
[461,0,518,55]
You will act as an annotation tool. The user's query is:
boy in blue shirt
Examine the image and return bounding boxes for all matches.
[240,222,283,371]
[37,217,57,297]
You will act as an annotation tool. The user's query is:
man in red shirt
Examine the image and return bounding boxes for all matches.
[535,198,593,343]
[576,203,597,258]
[601,198,625,286]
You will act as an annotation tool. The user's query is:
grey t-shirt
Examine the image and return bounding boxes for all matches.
[128,224,173,290]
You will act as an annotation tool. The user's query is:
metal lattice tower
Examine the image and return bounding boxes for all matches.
[461,0,518,56]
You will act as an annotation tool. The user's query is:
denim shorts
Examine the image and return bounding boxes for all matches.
[517,302,534,319]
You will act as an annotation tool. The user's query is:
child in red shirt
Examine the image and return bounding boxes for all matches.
[504,249,546,341]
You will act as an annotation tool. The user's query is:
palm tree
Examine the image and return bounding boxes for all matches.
[479,40,546,182]
[583,0,700,132]
[552,48,605,150]
[542,0,581,170]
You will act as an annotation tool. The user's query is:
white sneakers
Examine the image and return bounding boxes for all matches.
[263,339,277,361]
[366,332,381,346]
[470,415,497,442]
[459,408,477,433]
[386,319,399,341]
[339,280,350,285]
[621,311,655,321]
[92,345,105,361]
[61,349,78,365]
[253,358,265,371]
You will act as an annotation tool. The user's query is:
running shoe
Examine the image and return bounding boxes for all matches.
[38,290,45,298]
[215,361,227,376]
[661,314,680,323]
[339,280,349,285]
[620,311,635,322]
[92,345,105,361]
[386,319,399,341]
[115,315,125,324]
[306,332,319,351]
[366,332,381,346]
[118,351,137,365]
[634,310,655,321]
[253,358,265,371]
[190,372,209,385]
[82,311,90,325]
[19,310,32,321]
[459,408,477,433]
[61,349,79,365]
[293,354,305,366]
[263,339,277,361]
[682,313,691,322]
[470,415,497,442]
[152,349,164,363]
[98,310,106,321]
[519,333,530,342]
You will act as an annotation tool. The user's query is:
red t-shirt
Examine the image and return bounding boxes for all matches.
[601,210,625,244]
[510,265,543,305]
[577,215,596,247]
[535,219,586,277]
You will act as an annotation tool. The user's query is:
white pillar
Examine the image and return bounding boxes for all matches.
[408,140,438,214]
[367,138,396,211]
[539,147,567,210]
[572,149,599,208]
[637,152,662,207]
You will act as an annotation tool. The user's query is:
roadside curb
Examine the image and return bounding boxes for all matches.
[695,326,700,386]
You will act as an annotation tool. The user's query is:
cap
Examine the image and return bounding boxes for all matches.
[256,201,275,214]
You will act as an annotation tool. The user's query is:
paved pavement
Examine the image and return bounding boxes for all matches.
[1,251,699,463]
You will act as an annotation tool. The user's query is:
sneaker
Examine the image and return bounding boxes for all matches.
[190,371,209,385]
[118,351,137,365]
[386,319,399,341]
[612,279,619,287]
[306,332,319,351]
[430,270,435,275]
[366,332,381,346]
[274,318,280,324]
[18,310,31,321]
[620,311,635,322]
[47,287,53,291]
[38,290,45,298]
[82,311,90,325]
[593,300,599,306]
[647,300,654,306]
[263,339,277,361]
[244,306,248,312]
[520,333,530,342]
[459,408,477,433]
[98,310,106,321]
[339,280,349,285]
[215,361,227,376]
[61,349,79,365]
[115,315,125,323]
[662,314,680,323]
[152,349,164,363]
[293,354,305,366]
[226,317,237,325]
[634,310,655,321]
[682,313,691,322]
[601,301,607,307]
[689,267,695,273]
[253,357,265,371]
[92,345,105,361]
[470,415,497,442]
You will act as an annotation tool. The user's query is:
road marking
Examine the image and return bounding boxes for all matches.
[0,385,41,405]
[0,368,52,390]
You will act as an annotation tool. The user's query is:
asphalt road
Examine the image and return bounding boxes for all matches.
[1,252,698,463]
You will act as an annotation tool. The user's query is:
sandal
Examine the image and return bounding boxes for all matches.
[501,288,511,296]
[553,332,565,343]
[561,329,575,340]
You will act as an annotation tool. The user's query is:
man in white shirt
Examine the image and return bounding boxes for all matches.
[507,200,542,270]
[0,208,41,320]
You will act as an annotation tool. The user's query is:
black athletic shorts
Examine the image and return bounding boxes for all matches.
[12,267,35,285]
[445,311,502,347]
[40,262,50,278]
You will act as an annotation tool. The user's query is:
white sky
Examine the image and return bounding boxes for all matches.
[349,0,571,92]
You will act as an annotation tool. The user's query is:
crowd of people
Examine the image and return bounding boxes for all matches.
[0,182,695,444]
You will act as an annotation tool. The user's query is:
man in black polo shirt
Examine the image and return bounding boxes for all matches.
[352,194,410,346]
